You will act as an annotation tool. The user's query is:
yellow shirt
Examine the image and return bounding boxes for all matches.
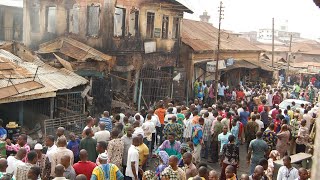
[288,110,294,120]
[137,143,149,166]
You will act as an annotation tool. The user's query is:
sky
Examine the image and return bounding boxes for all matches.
[181,0,320,39]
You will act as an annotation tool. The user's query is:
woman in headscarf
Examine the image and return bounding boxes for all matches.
[267,150,280,180]
[276,125,291,158]
[155,151,169,178]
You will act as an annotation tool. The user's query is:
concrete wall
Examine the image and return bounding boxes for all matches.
[23,0,115,50]
[23,0,182,53]
[0,6,23,41]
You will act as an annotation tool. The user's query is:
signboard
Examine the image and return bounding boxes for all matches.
[144,41,156,54]
[226,58,234,66]
[206,60,226,72]
[154,28,161,38]
[307,65,320,73]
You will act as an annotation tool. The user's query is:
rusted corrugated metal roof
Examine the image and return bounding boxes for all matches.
[0,50,88,104]
[291,62,320,68]
[223,60,258,71]
[223,59,274,72]
[182,19,262,52]
[37,37,114,62]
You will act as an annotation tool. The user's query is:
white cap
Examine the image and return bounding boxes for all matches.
[98,153,108,160]
[34,143,43,150]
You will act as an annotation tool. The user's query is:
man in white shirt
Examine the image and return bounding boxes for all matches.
[164,108,177,124]
[132,121,144,138]
[45,135,57,156]
[94,122,110,143]
[167,103,177,114]
[277,156,299,180]
[134,113,144,125]
[149,110,161,150]
[7,148,26,175]
[218,82,226,103]
[207,107,215,121]
[126,136,140,180]
[255,114,264,131]
[237,105,244,116]
[142,114,156,150]
[267,90,273,107]
[50,137,74,177]
[183,112,193,141]
[302,110,312,130]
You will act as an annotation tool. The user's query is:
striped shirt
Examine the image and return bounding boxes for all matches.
[99,117,113,132]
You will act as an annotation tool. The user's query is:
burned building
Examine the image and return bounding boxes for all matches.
[0,0,23,41]
[0,48,88,137]
[23,0,193,109]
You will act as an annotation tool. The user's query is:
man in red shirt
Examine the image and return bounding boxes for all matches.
[236,89,245,102]
[73,149,96,179]
[272,92,282,105]
[258,100,267,113]
[271,106,280,120]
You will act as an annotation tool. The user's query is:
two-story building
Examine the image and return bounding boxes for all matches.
[23,0,192,107]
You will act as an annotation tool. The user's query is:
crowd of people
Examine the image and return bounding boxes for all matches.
[0,82,317,180]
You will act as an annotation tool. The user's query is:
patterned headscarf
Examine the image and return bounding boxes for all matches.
[269,150,281,160]
[180,143,192,153]
[158,151,169,165]
[143,170,157,180]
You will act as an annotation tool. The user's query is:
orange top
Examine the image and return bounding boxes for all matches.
[155,108,166,124]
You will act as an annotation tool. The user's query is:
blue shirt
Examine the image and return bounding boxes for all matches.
[240,111,250,126]
[67,139,80,157]
[0,127,7,139]
[100,117,113,132]
[191,124,203,146]
[284,115,290,124]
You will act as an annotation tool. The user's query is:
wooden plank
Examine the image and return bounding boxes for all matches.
[0,62,15,70]
[0,81,44,99]
[53,53,74,71]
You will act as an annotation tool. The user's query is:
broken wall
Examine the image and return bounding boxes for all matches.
[23,0,116,50]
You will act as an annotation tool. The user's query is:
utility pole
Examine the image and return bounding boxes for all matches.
[214,1,224,103]
[272,18,275,68]
[287,34,293,71]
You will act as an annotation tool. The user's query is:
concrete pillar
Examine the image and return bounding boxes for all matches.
[50,97,54,119]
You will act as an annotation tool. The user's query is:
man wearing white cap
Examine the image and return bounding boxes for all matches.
[91,153,124,180]
[34,143,46,178]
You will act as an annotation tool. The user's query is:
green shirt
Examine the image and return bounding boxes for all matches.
[249,139,268,163]
[80,137,98,162]
[213,121,223,142]
[177,113,185,125]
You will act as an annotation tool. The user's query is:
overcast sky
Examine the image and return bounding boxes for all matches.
[181,0,320,39]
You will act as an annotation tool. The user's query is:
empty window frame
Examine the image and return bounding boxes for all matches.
[172,17,180,39]
[114,7,126,37]
[46,6,57,33]
[146,12,155,38]
[87,5,100,37]
[68,4,80,34]
[129,11,139,36]
[162,15,169,39]
[30,2,40,33]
